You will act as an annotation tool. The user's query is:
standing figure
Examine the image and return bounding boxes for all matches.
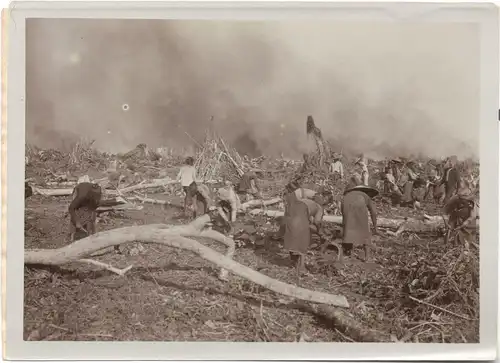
[237,169,263,202]
[400,161,419,207]
[442,181,479,246]
[440,156,461,205]
[283,182,322,281]
[355,156,369,186]
[68,182,102,242]
[341,177,378,262]
[177,157,199,217]
[329,153,344,183]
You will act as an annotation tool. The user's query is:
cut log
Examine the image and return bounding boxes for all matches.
[24,216,349,308]
[239,198,282,211]
[33,178,221,197]
[249,209,444,232]
[128,196,170,206]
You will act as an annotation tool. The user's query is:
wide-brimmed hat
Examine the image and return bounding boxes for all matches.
[344,185,379,199]
[332,152,341,160]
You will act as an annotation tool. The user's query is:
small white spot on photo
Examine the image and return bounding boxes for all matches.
[122,103,129,111]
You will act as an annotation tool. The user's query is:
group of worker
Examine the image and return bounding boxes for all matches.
[58,152,478,278]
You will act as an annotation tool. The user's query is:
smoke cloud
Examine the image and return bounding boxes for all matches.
[26,19,480,159]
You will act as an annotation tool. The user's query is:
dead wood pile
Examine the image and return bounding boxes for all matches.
[194,130,245,184]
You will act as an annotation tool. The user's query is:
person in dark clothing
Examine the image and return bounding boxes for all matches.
[282,182,318,281]
[440,157,461,205]
[442,181,479,246]
[68,182,102,242]
[341,177,378,262]
[192,183,212,218]
[237,169,263,202]
[25,182,33,199]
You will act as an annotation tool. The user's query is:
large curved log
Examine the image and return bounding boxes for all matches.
[248,209,444,232]
[24,219,349,308]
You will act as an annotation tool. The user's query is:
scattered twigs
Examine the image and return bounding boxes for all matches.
[408,296,472,321]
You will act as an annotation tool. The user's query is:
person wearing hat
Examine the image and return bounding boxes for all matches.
[282,181,323,281]
[388,158,403,182]
[237,169,263,202]
[329,153,344,182]
[340,176,379,262]
[442,180,479,246]
[398,161,420,207]
[439,156,461,205]
[355,155,369,186]
[216,179,241,227]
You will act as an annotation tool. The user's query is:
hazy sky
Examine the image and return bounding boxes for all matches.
[26,19,480,159]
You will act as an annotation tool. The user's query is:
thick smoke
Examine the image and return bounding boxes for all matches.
[26,19,479,159]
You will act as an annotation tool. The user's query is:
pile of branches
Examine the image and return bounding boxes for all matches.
[119,144,163,164]
[194,130,245,183]
[363,238,479,342]
[26,142,110,175]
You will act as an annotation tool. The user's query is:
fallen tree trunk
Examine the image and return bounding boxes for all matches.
[297,303,396,342]
[34,178,223,197]
[24,217,349,308]
[239,198,282,211]
[249,209,444,232]
[34,179,176,197]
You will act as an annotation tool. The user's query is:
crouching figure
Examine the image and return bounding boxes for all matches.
[68,182,102,242]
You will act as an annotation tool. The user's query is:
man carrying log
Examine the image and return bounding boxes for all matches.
[177,157,200,217]
[442,180,479,247]
[68,182,102,242]
[282,181,324,282]
[341,176,378,263]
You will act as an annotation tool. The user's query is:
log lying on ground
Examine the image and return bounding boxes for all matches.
[33,179,176,197]
[34,179,222,197]
[239,198,282,211]
[249,209,444,232]
[24,216,349,308]
[297,302,396,342]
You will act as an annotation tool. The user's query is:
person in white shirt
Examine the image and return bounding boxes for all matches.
[355,156,369,186]
[329,153,344,181]
[177,157,199,216]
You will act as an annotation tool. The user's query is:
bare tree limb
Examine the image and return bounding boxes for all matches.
[24,218,349,308]
[77,259,134,276]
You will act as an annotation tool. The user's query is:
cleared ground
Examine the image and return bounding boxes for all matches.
[24,159,479,342]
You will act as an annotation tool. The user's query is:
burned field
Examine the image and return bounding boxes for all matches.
[24,139,479,343]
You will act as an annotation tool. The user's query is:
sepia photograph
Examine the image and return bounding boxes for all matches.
[3,1,498,360]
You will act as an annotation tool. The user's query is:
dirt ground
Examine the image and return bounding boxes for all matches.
[24,166,479,343]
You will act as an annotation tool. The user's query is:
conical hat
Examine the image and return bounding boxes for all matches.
[344,185,379,199]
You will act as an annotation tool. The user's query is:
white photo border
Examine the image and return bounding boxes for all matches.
[4,1,498,360]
